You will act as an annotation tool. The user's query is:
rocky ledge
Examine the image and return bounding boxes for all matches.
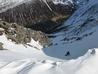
[0,20,49,50]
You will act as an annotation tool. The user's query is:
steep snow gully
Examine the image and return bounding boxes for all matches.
[0,0,98,74]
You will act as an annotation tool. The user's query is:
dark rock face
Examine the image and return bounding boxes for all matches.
[0,0,75,33]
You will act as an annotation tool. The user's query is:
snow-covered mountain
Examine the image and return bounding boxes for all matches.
[0,0,98,74]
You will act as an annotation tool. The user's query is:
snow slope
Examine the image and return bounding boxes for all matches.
[0,0,33,13]
[0,15,98,74]
[0,30,98,74]
[43,0,98,60]
[0,0,98,74]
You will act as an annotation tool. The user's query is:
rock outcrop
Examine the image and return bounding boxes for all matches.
[0,20,49,46]
[0,0,75,33]
[0,42,3,50]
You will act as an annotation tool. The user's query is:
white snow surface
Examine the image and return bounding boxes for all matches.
[0,30,98,74]
[0,0,98,74]
[53,0,73,5]
[0,21,98,74]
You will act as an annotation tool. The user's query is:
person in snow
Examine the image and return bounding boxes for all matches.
[65,51,70,56]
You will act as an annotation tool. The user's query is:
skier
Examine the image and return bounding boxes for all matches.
[65,51,70,56]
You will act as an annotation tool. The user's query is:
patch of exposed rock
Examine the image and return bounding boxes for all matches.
[0,42,3,50]
[0,20,49,47]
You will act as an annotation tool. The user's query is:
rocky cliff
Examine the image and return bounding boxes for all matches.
[0,0,75,33]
